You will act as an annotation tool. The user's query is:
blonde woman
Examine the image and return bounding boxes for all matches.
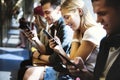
[49,0,106,79]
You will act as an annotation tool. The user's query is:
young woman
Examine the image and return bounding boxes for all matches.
[49,0,106,79]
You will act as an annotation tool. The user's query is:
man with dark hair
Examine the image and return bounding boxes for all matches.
[32,0,73,79]
[33,0,73,70]
[40,0,61,8]
[33,0,73,69]
[65,0,120,80]
[23,0,73,80]
[92,0,120,80]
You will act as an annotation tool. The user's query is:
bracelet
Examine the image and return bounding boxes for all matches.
[72,39,79,42]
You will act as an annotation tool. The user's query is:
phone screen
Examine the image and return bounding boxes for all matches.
[57,53,78,68]
[43,29,53,39]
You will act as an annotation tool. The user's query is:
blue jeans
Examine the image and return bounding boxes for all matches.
[44,67,58,80]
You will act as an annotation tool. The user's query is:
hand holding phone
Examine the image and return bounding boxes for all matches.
[43,30,80,69]
[43,29,58,45]
[57,52,79,69]
[19,22,31,31]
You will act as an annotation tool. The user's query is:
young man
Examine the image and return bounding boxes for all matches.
[32,0,73,70]
[23,0,73,80]
[92,0,120,80]
[66,0,120,80]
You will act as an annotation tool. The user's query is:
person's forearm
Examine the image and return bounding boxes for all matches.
[34,38,46,54]
[70,42,80,60]
[38,55,50,63]
[54,47,70,64]
[33,58,50,66]
[58,47,69,59]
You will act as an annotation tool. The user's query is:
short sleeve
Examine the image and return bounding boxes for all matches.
[82,26,106,45]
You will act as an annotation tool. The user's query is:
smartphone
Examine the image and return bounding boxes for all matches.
[57,52,79,69]
[19,22,31,31]
[43,29,53,39]
[43,29,58,45]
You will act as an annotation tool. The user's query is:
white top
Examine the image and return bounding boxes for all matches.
[82,26,106,72]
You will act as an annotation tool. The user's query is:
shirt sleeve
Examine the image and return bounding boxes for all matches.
[82,26,106,46]
[57,25,73,54]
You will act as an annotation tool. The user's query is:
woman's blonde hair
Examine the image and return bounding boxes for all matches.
[61,0,97,29]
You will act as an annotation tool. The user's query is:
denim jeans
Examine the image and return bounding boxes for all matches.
[44,66,58,80]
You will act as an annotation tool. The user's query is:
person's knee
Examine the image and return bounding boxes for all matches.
[23,67,45,80]
[23,68,33,80]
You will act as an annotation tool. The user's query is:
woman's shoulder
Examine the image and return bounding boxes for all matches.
[85,26,106,35]
[88,26,105,31]
[82,26,106,45]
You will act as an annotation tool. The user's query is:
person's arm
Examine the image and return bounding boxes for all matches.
[70,40,96,61]
[49,37,70,58]
[70,41,80,59]
[67,57,94,80]
[24,28,46,54]
[32,50,67,69]
[70,28,97,61]
[32,50,50,63]
[70,30,81,59]
[33,37,46,54]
